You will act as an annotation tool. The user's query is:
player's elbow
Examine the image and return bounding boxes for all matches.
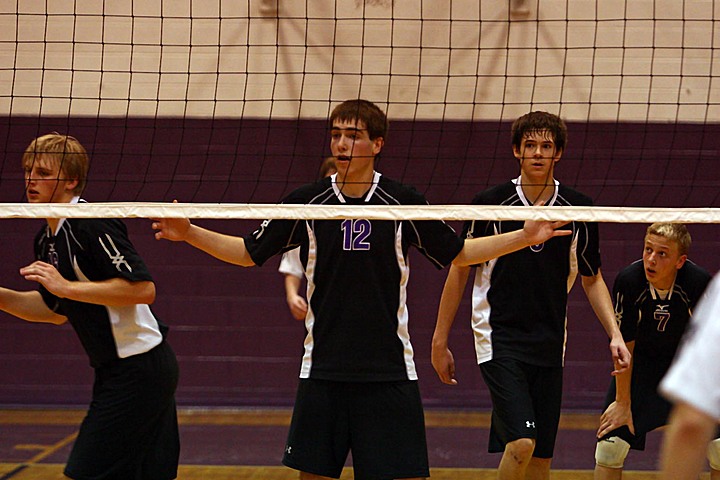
[48,314,69,325]
[136,281,156,305]
[451,251,472,267]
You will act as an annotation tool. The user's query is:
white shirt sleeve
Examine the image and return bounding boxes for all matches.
[278,248,304,279]
[660,273,720,420]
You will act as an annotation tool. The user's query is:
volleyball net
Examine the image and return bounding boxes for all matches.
[1,0,719,222]
[2,0,720,410]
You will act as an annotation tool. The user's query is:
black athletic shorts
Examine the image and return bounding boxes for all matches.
[282,378,429,479]
[599,373,672,450]
[64,341,180,480]
[480,357,563,459]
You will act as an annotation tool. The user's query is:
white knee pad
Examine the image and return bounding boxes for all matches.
[595,436,631,469]
[707,438,720,470]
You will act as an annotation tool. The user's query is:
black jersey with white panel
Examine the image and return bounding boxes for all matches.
[466,177,600,367]
[614,259,711,376]
[35,199,166,368]
[244,172,464,382]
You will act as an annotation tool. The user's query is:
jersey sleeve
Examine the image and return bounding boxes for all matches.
[244,186,308,267]
[278,248,304,277]
[408,219,464,268]
[562,190,602,277]
[576,220,602,276]
[462,190,495,240]
[686,262,713,305]
[613,268,639,342]
[401,187,464,268]
[77,219,153,283]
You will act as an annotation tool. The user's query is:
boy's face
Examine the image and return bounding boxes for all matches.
[330,118,383,180]
[642,233,687,290]
[513,130,562,181]
[23,156,78,203]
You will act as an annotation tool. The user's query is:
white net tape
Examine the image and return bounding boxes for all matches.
[2,203,720,223]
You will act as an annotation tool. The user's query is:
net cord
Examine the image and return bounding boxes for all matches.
[1,203,719,223]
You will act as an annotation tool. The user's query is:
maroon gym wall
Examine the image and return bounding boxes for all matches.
[0,117,718,411]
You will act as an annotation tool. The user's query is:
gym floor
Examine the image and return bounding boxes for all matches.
[0,408,709,479]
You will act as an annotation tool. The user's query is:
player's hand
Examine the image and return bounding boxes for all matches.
[609,337,631,376]
[151,217,191,242]
[597,400,635,438]
[521,201,571,245]
[20,261,71,297]
[286,294,308,321]
[431,344,458,385]
[522,219,571,245]
[150,200,192,242]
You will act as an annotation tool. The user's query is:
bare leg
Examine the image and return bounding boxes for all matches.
[497,438,536,480]
[593,464,623,480]
[525,457,552,480]
[711,467,720,480]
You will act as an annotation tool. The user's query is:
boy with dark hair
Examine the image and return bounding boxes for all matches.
[152,100,569,480]
[0,133,180,480]
[594,223,715,479]
[431,111,630,480]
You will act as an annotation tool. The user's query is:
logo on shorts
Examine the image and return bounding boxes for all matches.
[285,445,292,455]
[526,421,536,429]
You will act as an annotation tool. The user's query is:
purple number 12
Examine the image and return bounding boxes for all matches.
[341,219,371,251]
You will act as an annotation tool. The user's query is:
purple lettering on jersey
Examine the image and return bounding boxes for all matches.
[341,219,371,251]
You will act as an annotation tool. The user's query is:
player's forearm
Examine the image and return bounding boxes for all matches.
[614,342,635,403]
[284,274,302,299]
[0,288,66,324]
[185,224,255,267]
[582,273,622,339]
[453,229,532,267]
[432,265,470,346]
[60,279,156,307]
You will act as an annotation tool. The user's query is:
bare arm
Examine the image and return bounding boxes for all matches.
[0,287,67,325]
[431,264,471,385]
[152,217,255,267]
[660,402,717,480]
[453,219,570,267]
[20,261,156,307]
[597,341,635,438]
[582,271,631,375]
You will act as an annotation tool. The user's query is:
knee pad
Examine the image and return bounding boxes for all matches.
[707,438,720,470]
[595,436,631,469]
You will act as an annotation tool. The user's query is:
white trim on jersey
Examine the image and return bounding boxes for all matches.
[278,248,304,278]
[471,257,497,364]
[299,221,318,378]
[514,176,560,206]
[72,256,163,359]
[394,222,417,380]
[561,232,580,365]
[331,171,382,203]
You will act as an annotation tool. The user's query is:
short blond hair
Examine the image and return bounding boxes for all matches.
[22,133,89,195]
[646,223,691,256]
